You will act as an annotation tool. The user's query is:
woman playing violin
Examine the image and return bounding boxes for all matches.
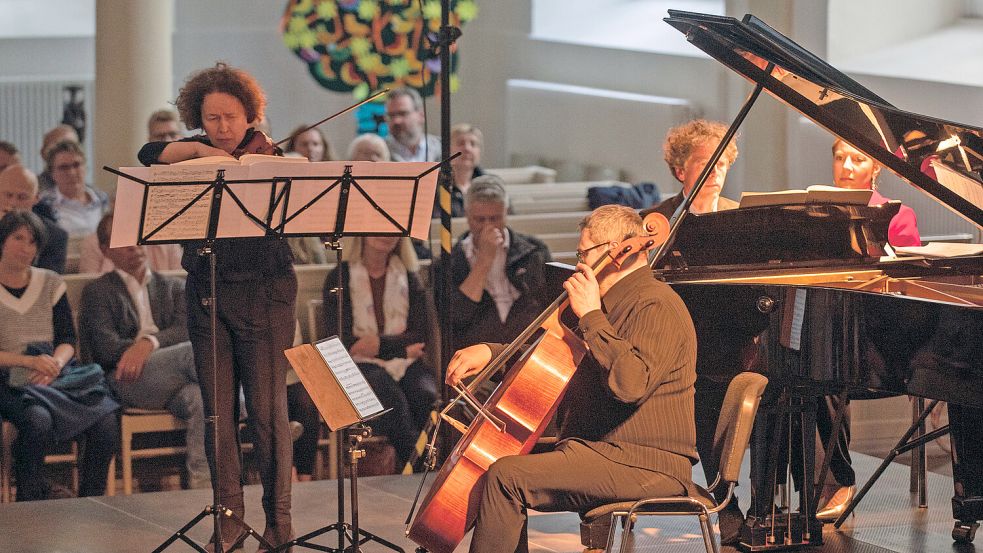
[138,63,295,552]
[445,205,700,553]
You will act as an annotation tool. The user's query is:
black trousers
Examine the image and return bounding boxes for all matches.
[187,273,296,537]
[286,382,319,477]
[0,385,118,501]
[469,440,685,553]
[359,358,437,467]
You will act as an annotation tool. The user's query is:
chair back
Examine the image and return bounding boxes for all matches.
[712,372,768,485]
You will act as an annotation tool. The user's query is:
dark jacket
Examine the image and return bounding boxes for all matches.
[437,228,552,349]
[78,271,188,372]
[32,202,68,274]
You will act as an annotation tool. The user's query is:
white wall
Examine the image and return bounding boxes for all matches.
[827,0,962,63]
[0,0,980,238]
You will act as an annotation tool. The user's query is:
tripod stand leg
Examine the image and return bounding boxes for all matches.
[152,505,274,553]
[152,507,213,553]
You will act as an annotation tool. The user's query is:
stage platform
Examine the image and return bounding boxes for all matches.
[0,451,973,552]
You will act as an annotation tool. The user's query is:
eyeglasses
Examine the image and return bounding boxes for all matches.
[576,241,610,263]
[385,109,415,120]
[54,161,83,172]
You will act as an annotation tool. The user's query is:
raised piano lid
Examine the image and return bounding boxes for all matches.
[664,10,983,229]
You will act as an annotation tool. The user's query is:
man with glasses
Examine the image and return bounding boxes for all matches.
[384,88,441,162]
[38,140,109,240]
[445,205,699,553]
[439,175,551,350]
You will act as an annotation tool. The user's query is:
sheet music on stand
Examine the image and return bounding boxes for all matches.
[309,336,385,426]
[108,159,441,247]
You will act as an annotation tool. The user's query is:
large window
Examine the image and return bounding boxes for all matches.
[829,0,983,87]
[531,0,724,56]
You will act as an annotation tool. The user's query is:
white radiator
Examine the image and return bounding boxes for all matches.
[0,78,94,177]
[505,79,699,189]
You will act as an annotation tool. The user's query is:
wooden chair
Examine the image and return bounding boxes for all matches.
[579,372,768,553]
[118,407,187,494]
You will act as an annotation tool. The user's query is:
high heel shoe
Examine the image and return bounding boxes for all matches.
[816,485,855,522]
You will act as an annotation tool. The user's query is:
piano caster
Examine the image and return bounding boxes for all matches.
[952,521,978,543]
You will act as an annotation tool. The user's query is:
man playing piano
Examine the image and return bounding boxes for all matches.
[645,119,750,545]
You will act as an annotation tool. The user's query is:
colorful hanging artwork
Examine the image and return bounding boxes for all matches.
[280,0,477,100]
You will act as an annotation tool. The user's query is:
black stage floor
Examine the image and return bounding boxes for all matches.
[0,451,975,553]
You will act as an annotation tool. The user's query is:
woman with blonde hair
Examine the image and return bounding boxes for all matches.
[320,235,436,469]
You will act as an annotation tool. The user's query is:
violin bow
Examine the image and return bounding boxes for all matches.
[273,88,391,148]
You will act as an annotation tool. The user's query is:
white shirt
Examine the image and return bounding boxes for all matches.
[114,267,160,350]
[39,185,110,238]
[461,228,520,323]
[386,134,442,162]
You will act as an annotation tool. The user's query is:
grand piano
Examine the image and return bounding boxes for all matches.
[653,10,983,551]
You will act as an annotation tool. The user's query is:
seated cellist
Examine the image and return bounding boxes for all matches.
[445,204,699,553]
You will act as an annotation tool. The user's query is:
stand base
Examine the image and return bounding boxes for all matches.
[153,504,273,553]
[278,522,405,553]
[738,514,823,552]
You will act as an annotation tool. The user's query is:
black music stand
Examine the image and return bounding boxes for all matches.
[106,164,276,553]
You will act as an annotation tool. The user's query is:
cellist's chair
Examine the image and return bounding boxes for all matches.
[579,372,767,553]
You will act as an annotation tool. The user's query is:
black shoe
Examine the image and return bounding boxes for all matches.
[718,502,745,546]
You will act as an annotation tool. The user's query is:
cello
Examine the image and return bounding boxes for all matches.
[406,212,670,553]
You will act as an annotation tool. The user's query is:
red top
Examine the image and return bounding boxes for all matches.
[869,189,921,247]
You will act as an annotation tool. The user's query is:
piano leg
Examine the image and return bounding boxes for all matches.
[948,403,982,543]
[742,387,823,551]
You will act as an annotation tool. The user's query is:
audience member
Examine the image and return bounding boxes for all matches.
[0,210,119,501]
[440,123,484,218]
[286,125,334,162]
[78,226,183,274]
[321,235,438,469]
[384,88,440,162]
[0,165,67,273]
[38,125,80,192]
[438,175,551,349]
[281,125,334,264]
[0,141,21,173]
[38,140,109,239]
[348,133,391,162]
[147,109,184,143]
[78,214,209,489]
[77,110,188,274]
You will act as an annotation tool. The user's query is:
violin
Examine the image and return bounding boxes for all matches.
[231,127,280,158]
[406,212,670,553]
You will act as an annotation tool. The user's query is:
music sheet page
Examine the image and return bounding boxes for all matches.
[314,337,384,419]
